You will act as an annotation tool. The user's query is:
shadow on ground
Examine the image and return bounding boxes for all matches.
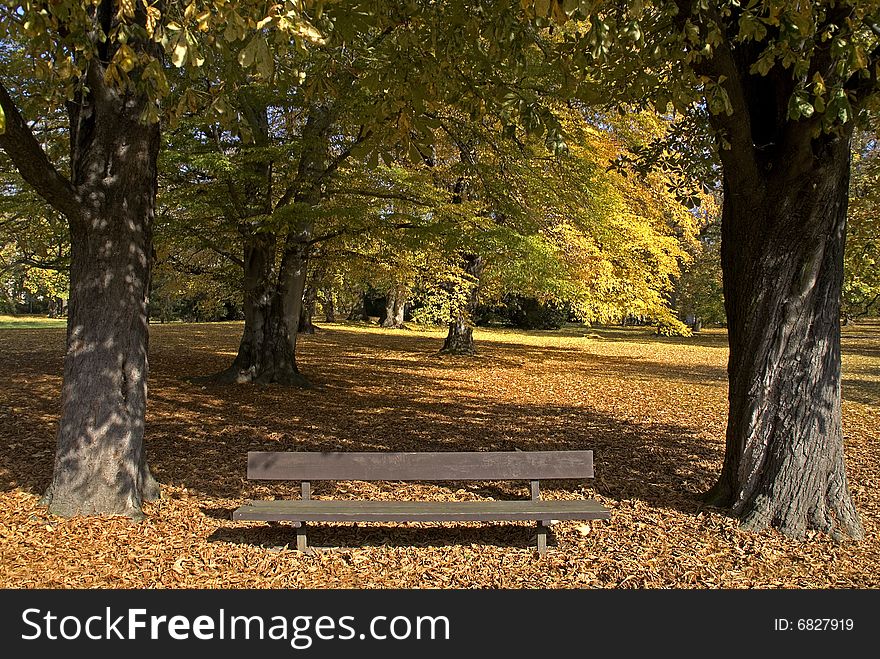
[0,325,724,525]
[207,522,548,551]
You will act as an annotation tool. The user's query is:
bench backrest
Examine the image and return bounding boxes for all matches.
[247,450,594,481]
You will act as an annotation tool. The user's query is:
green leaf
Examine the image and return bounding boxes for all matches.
[683,19,699,44]
[0,105,5,135]
[255,38,273,79]
[238,38,257,68]
[116,44,136,73]
[788,93,814,120]
[738,13,767,42]
[750,51,775,76]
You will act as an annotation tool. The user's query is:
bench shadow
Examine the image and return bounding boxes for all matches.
[200,506,236,520]
[207,522,554,551]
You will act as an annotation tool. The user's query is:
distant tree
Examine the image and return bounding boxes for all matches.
[0,204,69,316]
[845,129,880,323]
[674,202,725,330]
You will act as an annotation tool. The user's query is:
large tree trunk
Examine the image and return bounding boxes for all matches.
[380,284,408,328]
[0,3,161,518]
[42,66,161,517]
[440,254,483,355]
[705,123,863,539]
[441,314,476,355]
[213,234,309,386]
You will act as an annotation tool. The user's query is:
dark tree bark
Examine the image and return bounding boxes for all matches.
[0,4,161,517]
[440,254,484,355]
[380,284,408,328]
[705,131,862,538]
[50,88,160,516]
[698,40,864,539]
[441,313,476,355]
[299,283,317,334]
[212,233,310,386]
[46,111,161,516]
[347,292,368,321]
[321,288,336,322]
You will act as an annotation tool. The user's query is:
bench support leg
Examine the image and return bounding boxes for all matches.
[296,524,308,552]
[536,522,547,555]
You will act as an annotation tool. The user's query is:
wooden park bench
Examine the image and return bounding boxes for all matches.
[233,450,610,554]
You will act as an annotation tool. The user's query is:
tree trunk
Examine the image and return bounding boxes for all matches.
[322,288,336,322]
[42,66,161,518]
[440,254,483,355]
[213,234,309,386]
[0,3,162,518]
[216,104,331,386]
[704,125,863,539]
[299,283,317,334]
[347,292,367,321]
[381,284,407,328]
[441,315,476,355]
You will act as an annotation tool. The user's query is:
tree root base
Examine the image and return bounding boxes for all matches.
[199,368,312,388]
[702,483,865,541]
[438,347,476,356]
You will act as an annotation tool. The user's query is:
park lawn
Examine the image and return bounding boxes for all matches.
[0,320,877,588]
[0,314,67,330]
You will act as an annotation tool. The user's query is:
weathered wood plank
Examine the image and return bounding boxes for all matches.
[247,451,594,481]
[232,499,611,522]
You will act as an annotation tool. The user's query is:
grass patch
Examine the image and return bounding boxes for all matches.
[0,314,66,330]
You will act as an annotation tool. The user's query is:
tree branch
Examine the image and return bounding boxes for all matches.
[324,187,434,207]
[314,127,372,186]
[16,256,68,272]
[274,126,372,210]
[0,82,81,220]
[175,220,245,267]
[307,228,350,245]
[307,221,421,246]
[852,292,880,319]
[692,13,760,189]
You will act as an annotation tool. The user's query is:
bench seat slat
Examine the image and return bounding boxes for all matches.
[233,499,611,523]
[247,450,594,481]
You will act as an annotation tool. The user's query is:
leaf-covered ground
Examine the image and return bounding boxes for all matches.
[0,321,878,588]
